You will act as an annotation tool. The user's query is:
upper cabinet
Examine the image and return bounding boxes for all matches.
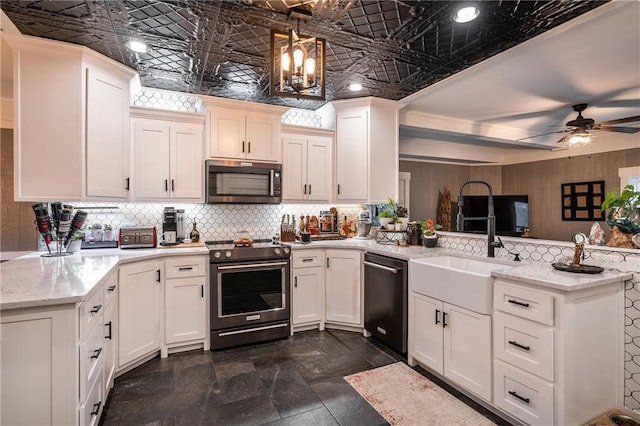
[130,108,205,202]
[332,98,403,203]
[282,128,333,202]
[5,34,136,202]
[205,98,287,163]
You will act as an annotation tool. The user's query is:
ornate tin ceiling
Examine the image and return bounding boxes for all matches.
[1,0,608,110]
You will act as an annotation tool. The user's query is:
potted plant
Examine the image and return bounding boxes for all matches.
[601,185,640,248]
[379,209,395,230]
[396,205,409,231]
[418,218,442,247]
[103,224,113,242]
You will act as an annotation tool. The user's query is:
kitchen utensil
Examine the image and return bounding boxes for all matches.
[355,221,372,238]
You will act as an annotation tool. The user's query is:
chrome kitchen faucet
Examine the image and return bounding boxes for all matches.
[456,180,503,258]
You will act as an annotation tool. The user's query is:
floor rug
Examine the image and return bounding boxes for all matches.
[344,362,496,426]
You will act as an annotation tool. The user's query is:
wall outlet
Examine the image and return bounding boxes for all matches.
[591,253,623,270]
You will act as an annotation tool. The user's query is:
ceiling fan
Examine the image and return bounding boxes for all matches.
[521,103,640,147]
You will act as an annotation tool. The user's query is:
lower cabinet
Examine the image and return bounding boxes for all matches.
[291,250,325,329]
[325,249,362,326]
[103,274,118,395]
[408,291,492,402]
[118,260,162,368]
[164,256,207,347]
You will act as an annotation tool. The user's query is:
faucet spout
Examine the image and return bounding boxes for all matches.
[456,180,498,257]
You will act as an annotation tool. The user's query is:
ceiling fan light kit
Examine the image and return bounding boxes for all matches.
[452,5,480,23]
[566,132,597,147]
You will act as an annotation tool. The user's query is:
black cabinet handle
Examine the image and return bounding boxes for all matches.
[294,277,298,288]
[442,312,448,328]
[326,258,330,268]
[201,285,204,298]
[508,340,530,351]
[508,299,530,308]
[90,401,102,416]
[105,321,113,340]
[304,184,307,195]
[164,179,168,191]
[308,184,311,195]
[248,142,251,153]
[435,309,440,325]
[156,269,161,282]
[171,179,175,191]
[242,141,245,152]
[107,285,116,292]
[302,258,313,262]
[508,390,530,404]
[90,348,103,359]
[178,267,193,271]
[90,304,102,314]
[337,184,341,195]
[125,177,130,191]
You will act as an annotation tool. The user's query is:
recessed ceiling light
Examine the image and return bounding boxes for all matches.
[452,6,480,23]
[125,40,148,54]
[349,83,363,91]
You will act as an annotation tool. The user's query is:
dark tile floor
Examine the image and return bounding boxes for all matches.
[99,329,511,426]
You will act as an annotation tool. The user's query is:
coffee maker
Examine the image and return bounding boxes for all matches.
[161,207,178,245]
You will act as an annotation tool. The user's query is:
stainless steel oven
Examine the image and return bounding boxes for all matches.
[205,160,282,204]
[209,241,291,349]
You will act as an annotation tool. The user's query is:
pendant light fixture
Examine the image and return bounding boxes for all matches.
[270,8,326,100]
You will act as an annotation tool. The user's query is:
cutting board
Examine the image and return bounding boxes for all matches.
[157,241,205,249]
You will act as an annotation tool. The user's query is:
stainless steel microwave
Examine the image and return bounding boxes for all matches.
[205,160,282,204]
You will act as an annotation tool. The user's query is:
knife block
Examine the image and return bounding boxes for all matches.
[280,230,295,243]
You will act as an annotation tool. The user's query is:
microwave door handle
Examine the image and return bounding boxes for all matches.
[269,169,275,196]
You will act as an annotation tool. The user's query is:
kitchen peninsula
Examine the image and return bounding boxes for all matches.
[0,233,632,425]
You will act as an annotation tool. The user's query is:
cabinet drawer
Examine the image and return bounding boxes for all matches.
[494,280,554,326]
[80,318,105,401]
[494,359,554,426]
[165,257,207,279]
[80,286,104,340]
[292,250,324,268]
[81,374,104,426]
[103,272,118,308]
[494,311,554,381]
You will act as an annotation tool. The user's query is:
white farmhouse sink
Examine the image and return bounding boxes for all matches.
[409,256,509,315]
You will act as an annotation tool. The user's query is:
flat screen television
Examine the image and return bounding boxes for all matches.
[459,195,529,237]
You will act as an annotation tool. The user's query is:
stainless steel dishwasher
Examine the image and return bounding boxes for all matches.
[363,252,408,354]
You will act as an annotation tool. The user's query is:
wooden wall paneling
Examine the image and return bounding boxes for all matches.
[1,129,38,252]
[469,165,502,194]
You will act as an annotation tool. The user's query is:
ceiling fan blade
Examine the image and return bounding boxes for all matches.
[595,115,640,126]
[555,133,571,144]
[516,129,570,142]
[597,126,640,134]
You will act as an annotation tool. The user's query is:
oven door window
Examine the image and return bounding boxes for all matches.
[211,172,269,196]
[219,267,285,316]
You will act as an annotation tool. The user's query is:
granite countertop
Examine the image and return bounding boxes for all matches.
[0,246,209,311]
[289,239,632,292]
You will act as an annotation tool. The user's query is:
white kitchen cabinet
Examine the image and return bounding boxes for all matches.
[408,292,492,401]
[291,250,325,330]
[118,260,162,368]
[164,256,208,349]
[332,97,402,203]
[208,107,281,162]
[492,279,623,426]
[131,109,204,201]
[103,273,118,396]
[325,249,362,326]
[5,33,135,202]
[0,305,78,425]
[282,132,332,202]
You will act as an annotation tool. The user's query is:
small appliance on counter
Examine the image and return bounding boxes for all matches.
[161,207,178,246]
[355,209,372,239]
[119,227,157,249]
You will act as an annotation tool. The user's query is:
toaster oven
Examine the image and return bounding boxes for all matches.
[119,227,157,249]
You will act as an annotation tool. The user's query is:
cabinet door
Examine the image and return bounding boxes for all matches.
[171,125,203,200]
[444,303,492,401]
[282,134,307,201]
[306,136,331,201]
[292,266,324,325]
[118,261,162,367]
[209,108,246,159]
[103,298,117,396]
[408,292,444,374]
[133,121,171,199]
[246,112,280,162]
[336,109,368,201]
[165,276,206,344]
[86,66,130,199]
[325,250,362,325]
